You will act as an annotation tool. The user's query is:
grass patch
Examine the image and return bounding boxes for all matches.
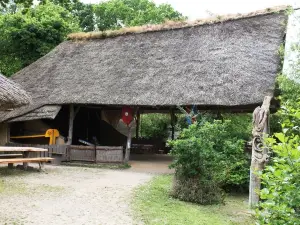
[61,162,131,169]
[0,180,65,195]
[0,167,35,177]
[132,175,255,225]
[0,167,64,195]
[0,180,28,195]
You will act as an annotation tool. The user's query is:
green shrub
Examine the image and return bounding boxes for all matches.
[257,101,300,225]
[169,120,249,204]
[171,176,225,205]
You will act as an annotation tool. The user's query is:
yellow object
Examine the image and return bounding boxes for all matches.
[10,129,60,145]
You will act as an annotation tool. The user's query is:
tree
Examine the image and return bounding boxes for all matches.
[0,0,75,8]
[70,2,95,32]
[94,0,184,31]
[0,0,32,8]
[0,2,80,76]
[48,0,95,31]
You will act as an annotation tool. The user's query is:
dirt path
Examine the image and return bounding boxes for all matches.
[0,165,155,225]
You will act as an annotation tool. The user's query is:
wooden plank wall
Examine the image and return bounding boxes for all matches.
[68,146,123,163]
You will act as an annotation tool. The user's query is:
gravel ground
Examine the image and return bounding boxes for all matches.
[0,165,156,225]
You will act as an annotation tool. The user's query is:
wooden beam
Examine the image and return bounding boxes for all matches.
[0,157,53,164]
[74,106,81,118]
[136,109,140,138]
[67,104,75,145]
[249,96,272,207]
[124,123,133,163]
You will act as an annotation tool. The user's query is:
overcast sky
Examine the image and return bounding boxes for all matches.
[81,0,300,19]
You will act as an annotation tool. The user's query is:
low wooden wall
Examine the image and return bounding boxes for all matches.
[6,143,124,163]
[68,145,123,163]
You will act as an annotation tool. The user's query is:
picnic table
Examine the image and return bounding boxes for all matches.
[0,147,53,171]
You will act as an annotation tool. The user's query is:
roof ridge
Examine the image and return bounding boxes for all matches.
[68,5,289,41]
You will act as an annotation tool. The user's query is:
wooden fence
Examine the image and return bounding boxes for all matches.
[68,146,123,163]
[6,143,123,164]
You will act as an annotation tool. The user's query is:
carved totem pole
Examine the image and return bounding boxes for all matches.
[249,96,272,207]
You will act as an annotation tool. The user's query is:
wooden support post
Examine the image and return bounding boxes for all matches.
[124,125,132,163]
[136,110,140,139]
[170,109,175,140]
[67,104,75,145]
[8,163,13,169]
[249,96,272,207]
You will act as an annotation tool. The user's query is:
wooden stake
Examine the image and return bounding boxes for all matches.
[67,104,75,145]
[249,96,272,207]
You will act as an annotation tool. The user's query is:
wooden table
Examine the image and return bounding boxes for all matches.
[0,147,53,170]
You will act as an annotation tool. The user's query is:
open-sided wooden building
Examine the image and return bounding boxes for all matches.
[0,7,288,163]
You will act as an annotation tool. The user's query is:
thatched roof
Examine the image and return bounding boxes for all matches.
[9,105,61,122]
[0,73,31,111]
[0,7,287,122]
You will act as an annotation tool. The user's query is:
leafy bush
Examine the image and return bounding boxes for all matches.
[169,120,249,204]
[257,101,300,225]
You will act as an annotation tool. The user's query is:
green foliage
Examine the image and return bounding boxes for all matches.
[277,75,300,104]
[271,75,300,134]
[94,0,184,31]
[0,0,32,8]
[49,0,95,31]
[222,114,252,140]
[0,2,80,76]
[257,101,300,225]
[169,120,249,204]
[140,113,170,139]
[0,0,77,8]
[71,2,94,31]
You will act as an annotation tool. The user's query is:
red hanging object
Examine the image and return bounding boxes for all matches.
[122,106,133,126]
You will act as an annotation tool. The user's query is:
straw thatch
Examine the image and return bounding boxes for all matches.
[0,73,31,111]
[0,8,287,122]
[9,105,61,122]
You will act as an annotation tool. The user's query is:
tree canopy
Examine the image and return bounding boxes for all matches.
[0,2,80,76]
[0,0,184,76]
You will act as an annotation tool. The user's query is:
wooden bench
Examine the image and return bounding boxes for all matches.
[0,157,53,170]
[0,147,53,171]
[0,154,23,158]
